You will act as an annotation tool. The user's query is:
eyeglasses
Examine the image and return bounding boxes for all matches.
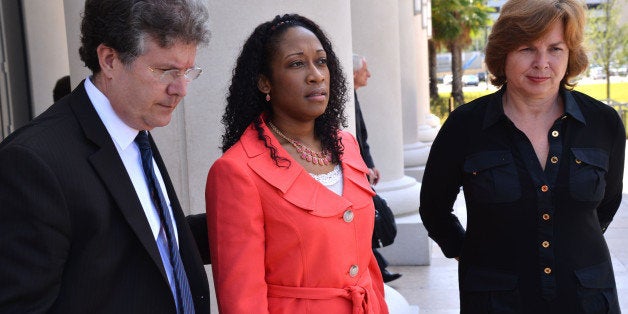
[147,66,203,84]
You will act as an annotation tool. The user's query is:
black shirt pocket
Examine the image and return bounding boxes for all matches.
[574,260,620,314]
[463,151,521,203]
[569,148,609,202]
[460,267,522,314]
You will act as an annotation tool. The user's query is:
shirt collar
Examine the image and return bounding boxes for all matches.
[562,89,586,124]
[482,88,506,129]
[482,86,586,129]
[84,76,139,150]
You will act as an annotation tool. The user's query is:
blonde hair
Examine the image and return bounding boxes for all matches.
[485,0,588,89]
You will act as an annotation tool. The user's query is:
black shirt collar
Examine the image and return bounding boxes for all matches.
[482,86,586,130]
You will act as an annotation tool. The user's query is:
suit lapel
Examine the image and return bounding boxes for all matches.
[337,130,376,196]
[69,82,168,281]
[241,122,374,216]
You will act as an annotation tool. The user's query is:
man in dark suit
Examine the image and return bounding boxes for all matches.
[0,0,210,313]
[353,53,401,283]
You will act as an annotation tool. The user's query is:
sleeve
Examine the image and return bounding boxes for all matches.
[358,128,375,169]
[0,144,70,312]
[355,98,375,168]
[186,213,210,264]
[597,112,625,232]
[418,113,467,258]
[205,157,269,314]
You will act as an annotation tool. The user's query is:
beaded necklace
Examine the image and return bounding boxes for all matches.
[267,121,332,166]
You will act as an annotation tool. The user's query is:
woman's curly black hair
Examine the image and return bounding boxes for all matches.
[221,14,348,167]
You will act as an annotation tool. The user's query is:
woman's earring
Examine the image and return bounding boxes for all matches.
[266,94,271,102]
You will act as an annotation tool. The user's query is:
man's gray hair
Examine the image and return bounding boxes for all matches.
[353,53,365,72]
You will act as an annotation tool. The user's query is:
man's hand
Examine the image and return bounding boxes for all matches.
[368,167,381,185]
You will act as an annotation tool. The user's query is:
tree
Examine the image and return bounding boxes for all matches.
[586,0,628,101]
[428,39,439,101]
[430,0,493,106]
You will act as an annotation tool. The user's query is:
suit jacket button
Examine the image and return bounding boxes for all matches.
[349,265,359,277]
[343,210,354,222]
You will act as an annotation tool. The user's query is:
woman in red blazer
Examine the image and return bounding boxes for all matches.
[205,14,388,314]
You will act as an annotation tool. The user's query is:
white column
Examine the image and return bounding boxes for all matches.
[398,0,439,183]
[351,1,428,267]
[62,0,89,89]
[22,0,70,116]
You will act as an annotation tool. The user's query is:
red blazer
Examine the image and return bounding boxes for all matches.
[206,119,388,314]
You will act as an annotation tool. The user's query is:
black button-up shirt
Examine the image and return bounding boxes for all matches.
[419,87,624,312]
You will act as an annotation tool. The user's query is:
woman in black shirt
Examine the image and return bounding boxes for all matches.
[419,0,624,312]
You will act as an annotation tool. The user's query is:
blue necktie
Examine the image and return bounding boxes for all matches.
[135,131,195,314]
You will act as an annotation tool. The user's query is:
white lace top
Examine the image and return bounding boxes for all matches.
[309,164,343,195]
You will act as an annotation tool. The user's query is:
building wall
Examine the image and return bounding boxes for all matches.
[22,0,70,116]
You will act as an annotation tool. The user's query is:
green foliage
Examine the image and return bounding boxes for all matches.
[431,0,494,45]
[586,0,628,99]
[431,0,494,106]
[429,96,452,123]
[431,92,487,124]
[587,0,627,67]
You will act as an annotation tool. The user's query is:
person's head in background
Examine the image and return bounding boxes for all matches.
[221,13,348,163]
[53,75,71,102]
[485,0,588,90]
[79,0,210,131]
[353,54,371,90]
